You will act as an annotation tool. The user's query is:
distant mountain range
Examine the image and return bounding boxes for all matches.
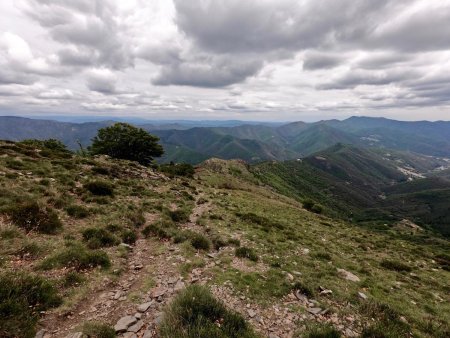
[1,116,450,163]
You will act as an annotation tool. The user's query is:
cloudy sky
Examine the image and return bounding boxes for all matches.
[0,0,450,121]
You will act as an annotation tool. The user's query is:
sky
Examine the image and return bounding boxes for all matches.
[0,0,450,122]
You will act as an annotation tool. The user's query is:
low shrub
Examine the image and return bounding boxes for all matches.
[40,243,110,271]
[82,321,116,338]
[0,273,62,338]
[168,209,190,223]
[211,236,227,250]
[62,271,85,288]
[84,181,114,196]
[91,166,111,176]
[235,247,259,262]
[160,163,195,178]
[303,199,323,214]
[7,201,62,234]
[235,212,284,231]
[82,227,119,249]
[380,259,413,272]
[121,229,137,245]
[17,241,43,259]
[142,222,175,240]
[228,238,241,247]
[190,233,211,251]
[127,210,145,227]
[313,251,332,261]
[66,205,90,218]
[160,285,258,338]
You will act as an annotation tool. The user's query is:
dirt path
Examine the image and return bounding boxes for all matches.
[37,196,213,338]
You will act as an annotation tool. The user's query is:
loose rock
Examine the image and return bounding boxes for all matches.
[114,316,137,333]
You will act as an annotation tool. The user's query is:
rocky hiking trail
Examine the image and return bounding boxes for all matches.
[36,194,361,338]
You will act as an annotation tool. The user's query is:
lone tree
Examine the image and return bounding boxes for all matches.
[89,123,164,165]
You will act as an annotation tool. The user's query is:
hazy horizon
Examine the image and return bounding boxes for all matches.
[2,114,450,124]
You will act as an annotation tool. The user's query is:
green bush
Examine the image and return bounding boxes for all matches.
[19,139,70,155]
[82,227,119,248]
[190,233,211,251]
[7,201,62,234]
[66,205,90,218]
[235,247,258,262]
[127,210,145,227]
[82,321,116,338]
[228,238,241,247]
[235,212,284,230]
[160,163,195,178]
[142,222,175,240]
[168,209,190,223]
[211,236,227,250]
[121,229,137,245]
[160,285,258,338]
[40,243,110,271]
[380,259,413,272]
[89,123,163,165]
[62,271,85,288]
[84,181,114,196]
[303,199,323,214]
[0,273,61,338]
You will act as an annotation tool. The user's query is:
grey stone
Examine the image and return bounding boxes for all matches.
[114,315,137,333]
[337,268,360,282]
[65,333,85,338]
[174,280,185,292]
[294,290,308,302]
[307,307,323,315]
[358,292,368,300]
[127,320,144,333]
[150,287,167,298]
[122,333,137,338]
[143,329,153,338]
[247,309,256,318]
[35,330,46,338]
[137,301,153,313]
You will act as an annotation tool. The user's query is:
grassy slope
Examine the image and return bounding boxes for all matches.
[198,159,449,337]
[0,142,449,337]
[253,144,450,236]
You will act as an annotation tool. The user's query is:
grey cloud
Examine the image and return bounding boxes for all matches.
[303,52,346,70]
[0,69,36,85]
[356,53,412,69]
[86,69,117,94]
[135,42,182,65]
[174,0,392,54]
[319,68,420,90]
[369,5,450,52]
[26,0,132,69]
[153,55,262,87]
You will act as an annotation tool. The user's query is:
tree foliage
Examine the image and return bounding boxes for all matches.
[89,123,163,165]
